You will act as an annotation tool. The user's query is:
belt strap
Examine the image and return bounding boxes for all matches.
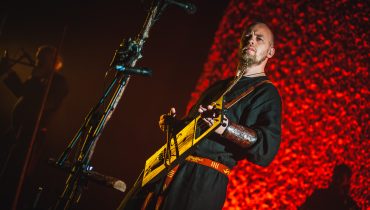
[225,80,272,109]
[185,155,231,176]
[163,156,230,191]
[162,165,180,191]
[141,156,231,210]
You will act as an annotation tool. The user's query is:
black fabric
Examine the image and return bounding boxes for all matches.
[187,76,282,168]
[123,76,282,210]
[161,162,228,210]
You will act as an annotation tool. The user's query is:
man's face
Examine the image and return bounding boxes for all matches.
[239,23,274,66]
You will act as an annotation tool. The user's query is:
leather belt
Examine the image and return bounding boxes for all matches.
[141,156,231,210]
[185,155,231,176]
[163,155,230,191]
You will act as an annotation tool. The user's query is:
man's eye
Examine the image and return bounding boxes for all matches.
[244,35,251,39]
[257,37,263,41]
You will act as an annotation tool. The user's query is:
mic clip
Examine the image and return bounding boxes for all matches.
[115,65,153,77]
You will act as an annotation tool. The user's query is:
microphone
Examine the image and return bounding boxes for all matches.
[86,170,127,193]
[48,158,126,192]
[115,65,153,77]
[166,0,197,14]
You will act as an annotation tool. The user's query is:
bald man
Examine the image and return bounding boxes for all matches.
[123,22,282,210]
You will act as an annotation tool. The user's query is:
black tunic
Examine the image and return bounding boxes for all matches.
[122,76,281,210]
[160,76,282,210]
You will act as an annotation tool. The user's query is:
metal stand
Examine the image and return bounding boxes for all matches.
[51,1,186,209]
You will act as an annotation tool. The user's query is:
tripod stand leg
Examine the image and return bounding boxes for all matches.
[117,170,144,210]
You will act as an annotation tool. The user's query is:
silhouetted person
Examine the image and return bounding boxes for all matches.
[0,45,68,209]
[300,164,360,210]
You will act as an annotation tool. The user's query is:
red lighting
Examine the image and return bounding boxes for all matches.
[188,0,369,209]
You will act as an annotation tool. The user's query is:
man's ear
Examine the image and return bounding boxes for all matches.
[267,47,275,58]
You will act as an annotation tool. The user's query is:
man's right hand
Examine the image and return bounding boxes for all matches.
[159,107,176,132]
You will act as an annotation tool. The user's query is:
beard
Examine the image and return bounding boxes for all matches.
[239,49,267,68]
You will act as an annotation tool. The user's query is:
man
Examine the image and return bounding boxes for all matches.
[124,22,282,210]
[0,45,68,209]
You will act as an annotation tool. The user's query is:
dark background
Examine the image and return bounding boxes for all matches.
[0,1,228,209]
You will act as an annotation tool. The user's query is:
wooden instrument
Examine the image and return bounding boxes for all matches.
[142,96,224,187]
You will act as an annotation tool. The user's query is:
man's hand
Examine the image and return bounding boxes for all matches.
[159,107,176,132]
[198,105,228,135]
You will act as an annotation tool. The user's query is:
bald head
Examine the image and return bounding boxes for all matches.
[245,22,274,47]
[238,22,275,69]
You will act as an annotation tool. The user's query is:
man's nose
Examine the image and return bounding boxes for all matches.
[248,37,255,45]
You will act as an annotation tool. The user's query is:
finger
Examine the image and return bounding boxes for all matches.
[159,115,165,124]
[205,117,214,123]
[201,118,212,127]
[207,105,213,110]
[159,121,164,130]
[206,118,213,124]
[198,108,207,113]
[169,107,176,117]
[198,105,207,113]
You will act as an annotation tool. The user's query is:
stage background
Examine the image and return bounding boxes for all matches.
[187,0,369,209]
[0,0,368,209]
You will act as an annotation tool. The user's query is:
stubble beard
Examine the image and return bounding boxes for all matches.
[239,52,267,69]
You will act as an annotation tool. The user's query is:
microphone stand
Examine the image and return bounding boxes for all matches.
[51,1,174,209]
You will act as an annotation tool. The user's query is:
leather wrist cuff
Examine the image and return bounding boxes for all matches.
[222,121,257,148]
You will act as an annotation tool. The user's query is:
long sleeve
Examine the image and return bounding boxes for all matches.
[185,76,282,169]
[240,84,282,167]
